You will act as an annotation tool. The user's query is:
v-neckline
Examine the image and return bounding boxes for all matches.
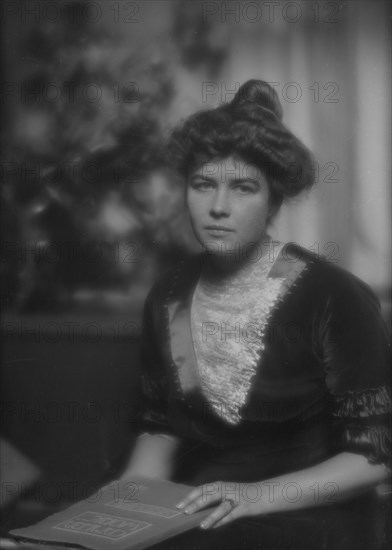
[165,242,309,412]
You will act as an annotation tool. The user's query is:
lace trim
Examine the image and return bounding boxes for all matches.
[190,243,285,425]
[332,385,392,418]
[342,424,391,465]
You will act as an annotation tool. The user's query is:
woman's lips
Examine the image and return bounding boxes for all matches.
[204,226,235,237]
[204,225,234,231]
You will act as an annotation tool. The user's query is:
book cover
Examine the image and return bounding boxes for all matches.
[8,477,214,550]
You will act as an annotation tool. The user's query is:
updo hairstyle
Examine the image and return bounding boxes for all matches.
[167,79,315,210]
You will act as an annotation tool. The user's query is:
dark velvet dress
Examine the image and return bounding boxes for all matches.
[134,243,391,550]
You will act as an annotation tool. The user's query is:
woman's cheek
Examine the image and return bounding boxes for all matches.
[241,203,269,234]
[186,202,207,243]
[187,191,204,213]
[186,196,200,227]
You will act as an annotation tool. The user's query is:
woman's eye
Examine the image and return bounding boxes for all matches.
[234,185,254,194]
[191,181,214,191]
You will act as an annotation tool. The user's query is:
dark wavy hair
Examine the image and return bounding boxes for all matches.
[167,79,315,210]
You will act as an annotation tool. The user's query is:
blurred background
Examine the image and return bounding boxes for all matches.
[1,0,391,537]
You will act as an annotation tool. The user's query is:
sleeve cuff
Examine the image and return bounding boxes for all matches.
[341,423,391,468]
[332,385,391,418]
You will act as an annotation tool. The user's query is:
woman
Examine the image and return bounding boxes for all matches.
[121,80,391,549]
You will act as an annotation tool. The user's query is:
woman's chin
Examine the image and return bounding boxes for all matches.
[199,237,240,251]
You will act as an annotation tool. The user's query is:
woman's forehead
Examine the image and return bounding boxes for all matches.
[190,155,265,182]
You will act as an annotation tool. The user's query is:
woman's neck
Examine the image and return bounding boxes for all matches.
[201,236,277,277]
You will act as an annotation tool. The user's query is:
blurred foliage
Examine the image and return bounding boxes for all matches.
[172,1,228,76]
[1,1,227,313]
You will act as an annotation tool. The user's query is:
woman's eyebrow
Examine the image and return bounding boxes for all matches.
[189,175,262,185]
[190,174,216,182]
[231,177,261,186]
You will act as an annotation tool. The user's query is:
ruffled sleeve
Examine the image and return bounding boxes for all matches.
[135,287,175,437]
[317,265,391,470]
[332,386,391,467]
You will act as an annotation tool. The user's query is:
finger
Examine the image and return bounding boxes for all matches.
[183,490,223,514]
[212,506,241,528]
[199,500,237,529]
[176,481,221,510]
[176,486,203,509]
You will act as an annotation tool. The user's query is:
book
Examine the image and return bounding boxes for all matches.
[7,476,215,550]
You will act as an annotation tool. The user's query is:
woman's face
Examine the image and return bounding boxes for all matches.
[186,155,274,262]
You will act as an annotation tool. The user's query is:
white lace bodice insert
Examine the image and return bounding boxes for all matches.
[190,243,285,425]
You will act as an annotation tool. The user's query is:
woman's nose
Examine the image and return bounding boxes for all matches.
[210,189,231,217]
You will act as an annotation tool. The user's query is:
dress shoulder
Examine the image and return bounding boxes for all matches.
[283,245,392,468]
[279,242,383,313]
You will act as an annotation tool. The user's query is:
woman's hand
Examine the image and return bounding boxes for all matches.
[176,481,264,529]
[175,454,390,530]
